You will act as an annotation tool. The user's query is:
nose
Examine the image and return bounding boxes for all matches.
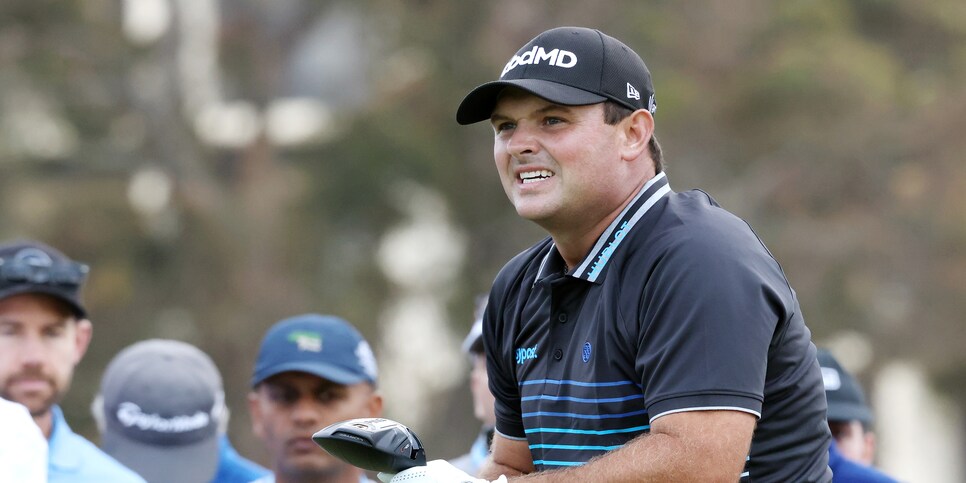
[17,334,46,367]
[290,396,322,427]
[505,123,539,159]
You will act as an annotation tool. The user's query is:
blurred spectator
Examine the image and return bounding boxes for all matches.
[247,314,382,483]
[450,296,496,476]
[0,395,47,482]
[818,348,898,482]
[0,240,145,482]
[91,338,270,483]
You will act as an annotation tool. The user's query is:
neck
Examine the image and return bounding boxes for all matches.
[34,409,54,439]
[547,175,654,271]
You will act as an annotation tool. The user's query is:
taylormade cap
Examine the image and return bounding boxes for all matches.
[96,339,224,483]
[817,348,874,425]
[0,240,89,318]
[457,26,656,125]
[251,314,378,387]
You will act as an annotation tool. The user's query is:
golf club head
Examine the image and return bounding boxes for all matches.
[312,417,427,473]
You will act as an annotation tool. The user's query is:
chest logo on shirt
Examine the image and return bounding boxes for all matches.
[582,342,592,362]
[515,344,539,365]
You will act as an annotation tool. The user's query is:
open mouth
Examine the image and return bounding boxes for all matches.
[519,169,554,184]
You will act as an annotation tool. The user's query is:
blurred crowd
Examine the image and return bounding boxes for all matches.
[0,238,899,483]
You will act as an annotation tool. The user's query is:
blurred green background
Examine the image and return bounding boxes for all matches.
[1,1,964,480]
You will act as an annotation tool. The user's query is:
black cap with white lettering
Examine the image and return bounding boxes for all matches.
[456,26,656,125]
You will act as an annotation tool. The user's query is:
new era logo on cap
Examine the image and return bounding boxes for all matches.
[626,83,640,100]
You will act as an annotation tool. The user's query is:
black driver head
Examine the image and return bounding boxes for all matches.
[312,417,427,473]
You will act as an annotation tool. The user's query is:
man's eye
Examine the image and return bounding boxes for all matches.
[317,388,347,404]
[545,117,564,125]
[268,388,299,404]
[494,122,515,133]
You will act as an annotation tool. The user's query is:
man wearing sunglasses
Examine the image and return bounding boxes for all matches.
[0,240,144,482]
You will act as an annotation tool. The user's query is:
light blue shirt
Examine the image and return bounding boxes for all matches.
[48,405,146,483]
[213,435,270,483]
[249,473,373,483]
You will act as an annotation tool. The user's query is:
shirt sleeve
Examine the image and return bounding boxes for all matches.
[637,218,790,422]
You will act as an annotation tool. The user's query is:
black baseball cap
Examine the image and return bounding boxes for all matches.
[0,240,89,318]
[456,26,656,125]
[817,348,874,425]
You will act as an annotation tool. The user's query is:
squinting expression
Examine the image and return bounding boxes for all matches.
[490,89,632,232]
[0,293,90,417]
[249,372,381,480]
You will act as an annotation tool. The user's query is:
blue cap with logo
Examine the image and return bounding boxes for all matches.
[251,314,378,387]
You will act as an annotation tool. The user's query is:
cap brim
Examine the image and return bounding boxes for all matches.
[0,285,86,318]
[456,79,607,125]
[827,402,874,425]
[251,361,372,388]
[102,429,219,483]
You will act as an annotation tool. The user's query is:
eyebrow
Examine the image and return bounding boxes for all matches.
[490,103,575,124]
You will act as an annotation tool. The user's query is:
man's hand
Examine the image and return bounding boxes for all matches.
[377,459,507,483]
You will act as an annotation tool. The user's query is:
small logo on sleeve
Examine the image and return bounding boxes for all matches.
[582,342,592,363]
[515,344,539,365]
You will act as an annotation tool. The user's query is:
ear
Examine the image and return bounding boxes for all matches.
[862,431,877,466]
[248,391,265,439]
[619,109,654,163]
[368,390,384,417]
[73,319,93,364]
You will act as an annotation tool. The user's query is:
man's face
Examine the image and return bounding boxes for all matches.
[830,420,876,466]
[248,371,382,480]
[490,89,650,232]
[0,293,91,416]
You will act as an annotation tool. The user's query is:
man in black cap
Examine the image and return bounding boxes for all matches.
[818,349,898,482]
[0,239,145,482]
[385,27,832,482]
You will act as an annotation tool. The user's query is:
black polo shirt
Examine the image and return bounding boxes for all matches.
[483,173,832,482]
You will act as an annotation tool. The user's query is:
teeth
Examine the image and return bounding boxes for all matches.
[519,170,554,183]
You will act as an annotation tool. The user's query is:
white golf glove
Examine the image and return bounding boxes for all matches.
[377,459,508,483]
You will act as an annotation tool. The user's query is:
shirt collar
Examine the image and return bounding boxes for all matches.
[536,172,671,284]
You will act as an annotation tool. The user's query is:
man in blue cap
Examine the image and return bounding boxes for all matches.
[248,314,382,483]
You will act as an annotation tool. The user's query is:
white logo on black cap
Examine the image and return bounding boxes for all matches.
[626,83,641,100]
[821,367,842,391]
[501,45,578,77]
